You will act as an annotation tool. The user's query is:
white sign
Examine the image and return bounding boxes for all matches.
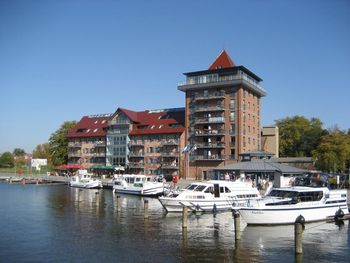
[31,159,47,170]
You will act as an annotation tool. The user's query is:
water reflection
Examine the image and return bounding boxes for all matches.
[1,183,349,263]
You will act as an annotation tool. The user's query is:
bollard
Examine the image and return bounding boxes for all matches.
[233,210,241,240]
[36,178,39,185]
[295,215,305,254]
[182,206,188,229]
[144,200,149,219]
[9,177,12,184]
[22,178,26,185]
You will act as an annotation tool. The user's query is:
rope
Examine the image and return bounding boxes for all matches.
[303,221,329,232]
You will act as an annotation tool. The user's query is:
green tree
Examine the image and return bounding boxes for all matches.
[0,152,15,168]
[32,143,51,162]
[49,121,76,166]
[312,130,350,173]
[13,148,26,157]
[276,116,325,157]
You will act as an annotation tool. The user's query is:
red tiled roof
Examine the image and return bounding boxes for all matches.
[66,115,111,138]
[208,50,235,70]
[118,108,185,135]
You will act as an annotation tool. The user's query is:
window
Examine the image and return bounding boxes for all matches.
[230,99,235,109]
[230,111,235,121]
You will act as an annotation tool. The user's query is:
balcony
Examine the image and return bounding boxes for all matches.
[128,152,144,158]
[68,142,81,148]
[161,140,179,146]
[161,151,179,157]
[194,91,225,101]
[195,116,225,124]
[193,105,225,113]
[193,154,226,161]
[178,70,266,97]
[129,141,144,147]
[196,142,225,149]
[161,164,179,170]
[92,152,105,157]
[94,141,106,147]
[195,129,225,136]
[68,152,81,157]
[128,162,145,168]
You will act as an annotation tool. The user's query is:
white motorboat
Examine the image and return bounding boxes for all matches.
[238,186,349,225]
[112,174,165,196]
[158,180,261,213]
[70,170,103,189]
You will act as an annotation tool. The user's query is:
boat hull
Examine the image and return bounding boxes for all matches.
[158,197,232,212]
[113,185,164,197]
[239,203,349,225]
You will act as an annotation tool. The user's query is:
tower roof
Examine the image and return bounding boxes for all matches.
[208,50,235,70]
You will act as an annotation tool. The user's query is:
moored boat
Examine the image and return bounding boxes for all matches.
[70,170,103,189]
[238,186,349,225]
[158,180,261,213]
[112,174,165,196]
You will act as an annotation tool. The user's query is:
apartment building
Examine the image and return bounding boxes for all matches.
[66,114,111,168]
[178,50,266,179]
[107,107,185,179]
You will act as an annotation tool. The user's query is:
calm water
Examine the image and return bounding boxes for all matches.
[0,183,349,263]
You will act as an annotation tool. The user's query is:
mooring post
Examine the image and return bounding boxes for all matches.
[36,178,39,185]
[144,200,149,219]
[295,215,305,254]
[116,195,121,213]
[182,206,188,229]
[233,210,241,240]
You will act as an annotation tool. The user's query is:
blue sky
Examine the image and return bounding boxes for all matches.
[1,0,349,153]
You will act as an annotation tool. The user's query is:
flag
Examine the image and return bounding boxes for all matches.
[190,144,197,153]
[182,144,191,154]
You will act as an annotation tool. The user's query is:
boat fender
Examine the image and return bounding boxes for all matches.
[213,204,217,213]
[335,208,344,221]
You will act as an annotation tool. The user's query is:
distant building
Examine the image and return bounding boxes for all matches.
[66,114,111,168]
[261,125,279,157]
[178,50,267,179]
[107,107,185,179]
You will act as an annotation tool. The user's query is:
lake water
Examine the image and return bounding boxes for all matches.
[0,182,349,262]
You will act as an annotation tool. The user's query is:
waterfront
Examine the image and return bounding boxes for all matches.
[0,183,349,262]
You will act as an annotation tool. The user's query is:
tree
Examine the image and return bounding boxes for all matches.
[275,116,325,157]
[32,143,51,162]
[312,130,350,173]
[13,148,26,157]
[0,152,15,168]
[49,121,76,166]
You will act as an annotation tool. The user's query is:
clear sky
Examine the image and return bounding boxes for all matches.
[1,0,349,153]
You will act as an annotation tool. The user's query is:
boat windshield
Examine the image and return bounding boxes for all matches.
[194,185,206,192]
[269,190,298,198]
[186,184,199,190]
[268,189,324,202]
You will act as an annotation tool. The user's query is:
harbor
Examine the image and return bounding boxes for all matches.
[1,174,350,262]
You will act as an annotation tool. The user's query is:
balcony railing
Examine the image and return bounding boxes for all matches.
[193,154,226,161]
[161,140,179,146]
[196,142,225,148]
[161,164,179,170]
[195,117,225,124]
[194,91,226,101]
[193,105,225,112]
[195,129,225,136]
[178,71,266,95]
[129,141,145,147]
[161,151,179,157]
[68,142,82,147]
[128,152,144,158]
[128,162,145,168]
[94,141,106,147]
[68,152,81,157]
